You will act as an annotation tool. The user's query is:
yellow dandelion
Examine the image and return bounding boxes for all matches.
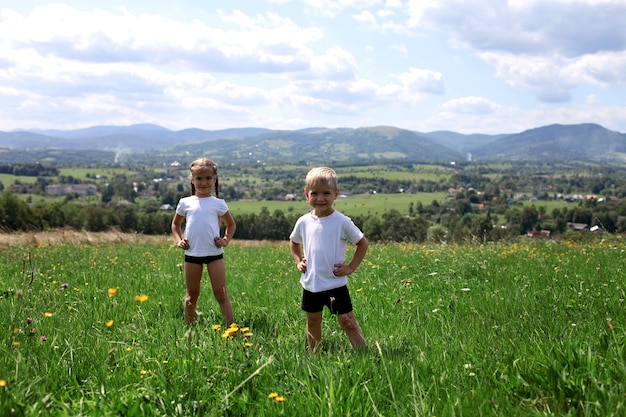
[229,322,239,329]
[268,392,278,399]
[106,320,114,328]
[239,327,250,333]
[44,312,53,317]
[244,342,253,347]
[275,396,285,403]
[244,332,253,338]
[212,324,222,331]
[107,288,117,297]
[126,347,132,352]
[0,379,6,387]
[12,341,20,347]
[222,328,238,339]
[134,294,148,302]
[13,328,18,334]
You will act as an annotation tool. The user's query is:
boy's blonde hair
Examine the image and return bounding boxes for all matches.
[189,158,219,197]
[305,167,338,191]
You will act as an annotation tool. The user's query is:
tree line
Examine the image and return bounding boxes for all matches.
[3,161,626,243]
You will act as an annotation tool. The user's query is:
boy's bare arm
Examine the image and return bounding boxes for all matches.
[290,241,307,273]
[350,237,368,271]
[334,237,368,276]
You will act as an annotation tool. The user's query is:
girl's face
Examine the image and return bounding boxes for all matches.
[191,169,216,197]
[305,181,338,217]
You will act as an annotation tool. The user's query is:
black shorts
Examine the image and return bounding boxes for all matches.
[301,285,353,315]
[184,254,224,265]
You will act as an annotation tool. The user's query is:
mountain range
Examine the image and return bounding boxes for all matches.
[0,123,624,165]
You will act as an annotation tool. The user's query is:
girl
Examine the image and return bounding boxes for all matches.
[171,158,236,325]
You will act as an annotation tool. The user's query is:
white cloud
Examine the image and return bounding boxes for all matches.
[394,68,445,97]
[441,97,497,114]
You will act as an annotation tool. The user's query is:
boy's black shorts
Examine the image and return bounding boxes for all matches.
[301,285,353,315]
[184,254,224,265]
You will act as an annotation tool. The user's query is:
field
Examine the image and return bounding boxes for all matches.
[1,232,626,416]
[228,192,451,217]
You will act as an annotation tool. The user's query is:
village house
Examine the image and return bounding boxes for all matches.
[46,184,98,196]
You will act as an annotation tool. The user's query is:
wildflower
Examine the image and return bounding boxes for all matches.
[244,342,253,347]
[243,332,253,338]
[31,328,37,334]
[106,320,114,328]
[107,288,117,297]
[222,327,238,339]
[239,327,250,333]
[0,380,6,387]
[12,341,20,347]
[26,317,33,324]
[268,392,285,402]
[134,294,148,302]
[61,283,69,288]
[40,336,47,341]
[44,312,53,318]
[212,324,222,331]
[13,328,18,334]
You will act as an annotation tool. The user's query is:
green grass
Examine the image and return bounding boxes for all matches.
[229,192,450,217]
[2,236,626,416]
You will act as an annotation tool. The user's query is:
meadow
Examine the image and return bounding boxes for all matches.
[1,232,626,416]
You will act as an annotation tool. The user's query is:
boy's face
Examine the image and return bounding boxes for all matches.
[305,181,339,217]
[191,169,216,197]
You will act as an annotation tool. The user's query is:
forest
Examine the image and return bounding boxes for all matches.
[1,160,626,243]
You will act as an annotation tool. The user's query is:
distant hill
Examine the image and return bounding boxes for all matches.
[153,126,462,164]
[1,122,625,165]
[470,123,626,163]
[420,131,508,154]
[2,125,273,151]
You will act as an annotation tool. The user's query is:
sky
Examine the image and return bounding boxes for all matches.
[1,0,625,135]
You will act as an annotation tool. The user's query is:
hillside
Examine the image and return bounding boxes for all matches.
[1,122,625,165]
[470,123,626,163]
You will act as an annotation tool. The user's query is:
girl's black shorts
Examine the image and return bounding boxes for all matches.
[301,285,353,315]
[184,254,224,265]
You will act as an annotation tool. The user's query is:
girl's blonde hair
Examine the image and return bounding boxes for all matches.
[305,167,338,191]
[189,158,220,197]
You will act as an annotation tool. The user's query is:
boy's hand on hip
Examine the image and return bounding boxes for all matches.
[333,263,354,276]
[297,258,307,273]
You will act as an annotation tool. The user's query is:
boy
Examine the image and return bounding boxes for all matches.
[289,167,368,352]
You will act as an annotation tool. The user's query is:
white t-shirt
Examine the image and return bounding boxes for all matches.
[289,210,364,293]
[175,195,229,257]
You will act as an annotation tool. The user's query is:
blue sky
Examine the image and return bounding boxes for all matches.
[1,0,625,134]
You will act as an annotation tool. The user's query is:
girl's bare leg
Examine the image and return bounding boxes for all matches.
[207,259,233,325]
[184,262,203,324]
[306,311,323,353]
[338,312,366,349]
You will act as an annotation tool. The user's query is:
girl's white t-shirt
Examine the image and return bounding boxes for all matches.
[175,195,229,257]
[289,210,364,293]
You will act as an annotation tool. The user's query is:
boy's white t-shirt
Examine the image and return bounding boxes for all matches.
[289,210,364,293]
[175,195,229,257]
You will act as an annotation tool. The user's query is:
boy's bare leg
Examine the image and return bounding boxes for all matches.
[306,311,323,353]
[338,312,366,349]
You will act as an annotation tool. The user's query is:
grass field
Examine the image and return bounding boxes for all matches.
[228,192,451,217]
[1,232,626,416]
